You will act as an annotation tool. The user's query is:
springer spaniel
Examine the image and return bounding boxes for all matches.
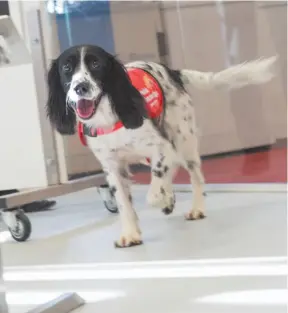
[46,45,276,248]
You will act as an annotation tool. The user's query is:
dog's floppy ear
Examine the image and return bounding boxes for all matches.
[104,57,147,129]
[46,59,76,135]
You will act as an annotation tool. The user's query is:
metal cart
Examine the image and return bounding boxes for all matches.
[0,174,118,242]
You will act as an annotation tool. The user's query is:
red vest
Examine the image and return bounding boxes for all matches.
[78,68,164,147]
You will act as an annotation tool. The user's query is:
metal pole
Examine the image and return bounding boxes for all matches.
[176,0,187,68]
[0,244,8,313]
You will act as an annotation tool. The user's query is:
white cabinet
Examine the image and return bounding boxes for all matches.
[0,16,50,190]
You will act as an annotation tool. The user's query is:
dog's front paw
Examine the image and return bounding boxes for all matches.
[185,209,206,220]
[114,229,143,248]
[161,194,175,215]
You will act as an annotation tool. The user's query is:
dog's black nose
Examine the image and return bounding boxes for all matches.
[74,82,90,96]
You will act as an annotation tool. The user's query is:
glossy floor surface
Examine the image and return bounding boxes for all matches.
[0,184,287,313]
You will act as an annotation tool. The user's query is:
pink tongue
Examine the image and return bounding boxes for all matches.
[76,100,94,119]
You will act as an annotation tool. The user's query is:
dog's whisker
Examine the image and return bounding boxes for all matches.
[65,102,75,115]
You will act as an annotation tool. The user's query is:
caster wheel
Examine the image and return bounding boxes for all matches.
[104,200,119,214]
[98,184,119,214]
[9,211,32,242]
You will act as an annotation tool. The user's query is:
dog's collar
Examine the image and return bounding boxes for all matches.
[78,67,164,147]
[78,120,124,146]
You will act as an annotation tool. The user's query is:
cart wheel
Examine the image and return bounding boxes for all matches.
[98,184,119,214]
[104,200,119,214]
[9,211,32,242]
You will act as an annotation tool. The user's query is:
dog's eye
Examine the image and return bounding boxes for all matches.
[63,63,72,73]
[90,60,99,69]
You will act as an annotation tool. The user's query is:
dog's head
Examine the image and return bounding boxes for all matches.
[46,45,147,135]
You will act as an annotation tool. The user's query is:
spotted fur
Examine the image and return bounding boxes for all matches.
[46,45,276,248]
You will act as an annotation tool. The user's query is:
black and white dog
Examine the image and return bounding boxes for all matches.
[46,45,276,248]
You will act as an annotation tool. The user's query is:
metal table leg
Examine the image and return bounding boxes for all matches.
[0,246,8,313]
[25,293,85,313]
[1,246,85,313]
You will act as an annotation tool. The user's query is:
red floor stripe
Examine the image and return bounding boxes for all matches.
[134,147,287,184]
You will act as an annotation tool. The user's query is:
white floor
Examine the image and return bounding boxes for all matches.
[0,184,287,313]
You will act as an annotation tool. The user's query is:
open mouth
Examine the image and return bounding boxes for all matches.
[76,93,103,120]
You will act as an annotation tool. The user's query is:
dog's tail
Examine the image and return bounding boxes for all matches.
[180,56,277,90]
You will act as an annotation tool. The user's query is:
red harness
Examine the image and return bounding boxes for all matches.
[78,68,164,147]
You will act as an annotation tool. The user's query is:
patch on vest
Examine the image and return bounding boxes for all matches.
[128,68,163,119]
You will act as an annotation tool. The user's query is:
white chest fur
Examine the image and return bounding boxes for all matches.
[86,119,168,165]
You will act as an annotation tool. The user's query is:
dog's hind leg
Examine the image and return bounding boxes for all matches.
[179,134,206,220]
[183,159,206,220]
[146,146,177,215]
